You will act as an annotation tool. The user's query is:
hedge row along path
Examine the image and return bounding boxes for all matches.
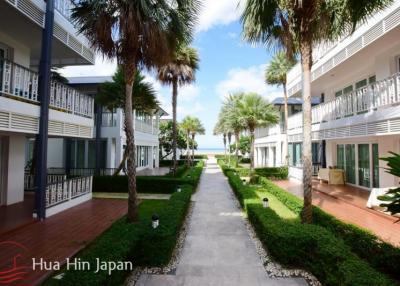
[137,158,307,286]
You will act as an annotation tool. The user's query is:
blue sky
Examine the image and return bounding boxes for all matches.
[61,1,282,148]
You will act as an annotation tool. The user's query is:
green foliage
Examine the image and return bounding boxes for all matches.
[379,152,400,216]
[45,186,194,286]
[96,68,159,112]
[255,167,288,180]
[159,159,187,167]
[265,51,296,86]
[159,121,191,156]
[218,160,399,283]
[93,161,204,193]
[180,155,208,159]
[237,136,251,156]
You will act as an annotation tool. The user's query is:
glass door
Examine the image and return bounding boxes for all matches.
[345,144,356,184]
[372,144,379,188]
[358,144,370,187]
[337,145,345,170]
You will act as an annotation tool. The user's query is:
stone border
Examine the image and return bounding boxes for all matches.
[125,201,195,285]
[227,187,321,286]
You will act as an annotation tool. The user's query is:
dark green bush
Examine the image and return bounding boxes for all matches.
[239,157,251,164]
[159,159,192,167]
[180,154,208,159]
[219,163,396,285]
[258,176,400,282]
[255,167,288,179]
[46,185,194,286]
[93,161,204,194]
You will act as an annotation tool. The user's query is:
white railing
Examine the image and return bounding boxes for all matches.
[55,0,73,21]
[287,73,400,130]
[255,124,283,139]
[24,174,67,191]
[0,58,94,118]
[101,112,117,127]
[46,176,92,208]
[135,119,153,134]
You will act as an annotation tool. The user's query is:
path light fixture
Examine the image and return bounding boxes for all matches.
[152,214,159,229]
[263,198,269,208]
[242,179,247,185]
[177,186,182,193]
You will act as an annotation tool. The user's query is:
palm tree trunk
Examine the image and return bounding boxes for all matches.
[172,79,178,175]
[125,73,138,223]
[223,134,227,161]
[283,83,289,166]
[250,128,255,175]
[186,132,190,167]
[300,39,313,224]
[227,133,232,166]
[113,147,128,176]
[191,133,195,166]
[235,131,239,167]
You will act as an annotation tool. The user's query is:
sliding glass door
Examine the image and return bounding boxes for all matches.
[337,144,356,185]
[358,144,370,188]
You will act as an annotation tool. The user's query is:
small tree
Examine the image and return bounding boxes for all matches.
[159,121,187,159]
[378,152,400,220]
[190,117,205,164]
[180,116,197,166]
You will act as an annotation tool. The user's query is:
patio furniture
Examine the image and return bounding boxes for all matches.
[318,168,345,185]
[367,188,390,210]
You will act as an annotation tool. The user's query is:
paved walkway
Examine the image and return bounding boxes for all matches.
[274,179,400,246]
[138,158,307,286]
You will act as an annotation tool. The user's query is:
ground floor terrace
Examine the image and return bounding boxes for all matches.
[274,179,400,246]
[0,198,127,285]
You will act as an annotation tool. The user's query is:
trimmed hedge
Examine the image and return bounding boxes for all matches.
[219,162,396,285]
[180,154,208,159]
[45,185,195,286]
[159,159,186,167]
[255,167,288,179]
[258,177,400,282]
[93,161,204,194]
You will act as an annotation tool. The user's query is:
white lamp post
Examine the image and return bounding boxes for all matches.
[263,198,269,208]
[152,214,159,229]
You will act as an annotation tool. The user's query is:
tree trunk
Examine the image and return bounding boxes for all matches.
[300,38,313,224]
[125,72,138,223]
[113,147,128,176]
[235,131,239,167]
[223,134,227,161]
[227,133,232,166]
[283,83,289,166]
[250,128,255,175]
[186,131,190,167]
[171,79,178,175]
[191,133,195,166]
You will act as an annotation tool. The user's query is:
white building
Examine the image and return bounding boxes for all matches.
[0,0,96,217]
[46,76,166,175]
[255,0,400,190]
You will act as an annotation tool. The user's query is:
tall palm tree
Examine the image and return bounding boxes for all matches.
[236,92,278,174]
[190,117,205,165]
[158,45,200,174]
[241,0,391,223]
[180,116,196,166]
[265,52,296,166]
[214,112,228,160]
[97,68,159,175]
[72,0,199,222]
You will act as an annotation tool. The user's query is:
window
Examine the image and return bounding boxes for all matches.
[355,79,367,89]
[288,143,302,167]
[369,75,376,84]
[358,144,370,187]
[397,56,400,73]
[372,144,379,188]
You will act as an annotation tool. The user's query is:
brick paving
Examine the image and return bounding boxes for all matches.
[0,198,127,285]
[274,179,400,246]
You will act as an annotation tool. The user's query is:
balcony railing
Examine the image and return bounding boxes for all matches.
[101,112,117,127]
[0,58,94,118]
[288,73,400,130]
[55,0,73,20]
[46,176,92,208]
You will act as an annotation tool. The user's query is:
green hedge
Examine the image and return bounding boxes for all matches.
[255,167,288,179]
[159,159,187,167]
[180,154,208,159]
[258,177,400,282]
[219,163,395,285]
[46,185,194,286]
[93,161,204,194]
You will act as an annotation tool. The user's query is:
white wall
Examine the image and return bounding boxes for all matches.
[4,134,25,205]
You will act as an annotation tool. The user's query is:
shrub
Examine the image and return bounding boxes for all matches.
[159,159,186,167]
[239,157,251,164]
[45,185,194,286]
[219,164,396,285]
[180,154,208,159]
[255,167,288,180]
[258,176,400,282]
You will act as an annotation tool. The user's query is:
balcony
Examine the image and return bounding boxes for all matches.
[287,73,400,140]
[0,58,94,118]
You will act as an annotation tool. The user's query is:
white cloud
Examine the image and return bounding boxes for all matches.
[216,64,283,101]
[60,55,117,77]
[197,0,244,32]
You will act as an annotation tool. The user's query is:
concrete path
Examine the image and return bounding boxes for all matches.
[137,158,307,286]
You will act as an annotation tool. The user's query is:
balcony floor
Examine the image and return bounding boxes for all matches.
[0,198,127,285]
[274,179,400,246]
[0,192,35,235]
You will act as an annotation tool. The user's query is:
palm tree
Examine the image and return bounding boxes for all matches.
[265,52,296,166]
[97,68,159,175]
[72,0,199,222]
[223,93,246,166]
[241,0,391,223]
[236,92,278,174]
[190,117,205,165]
[158,45,200,174]
[214,112,228,160]
[180,116,196,166]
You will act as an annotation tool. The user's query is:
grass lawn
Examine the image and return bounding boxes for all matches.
[253,188,297,220]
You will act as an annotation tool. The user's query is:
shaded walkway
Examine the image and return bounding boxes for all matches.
[274,179,400,246]
[137,158,307,286]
